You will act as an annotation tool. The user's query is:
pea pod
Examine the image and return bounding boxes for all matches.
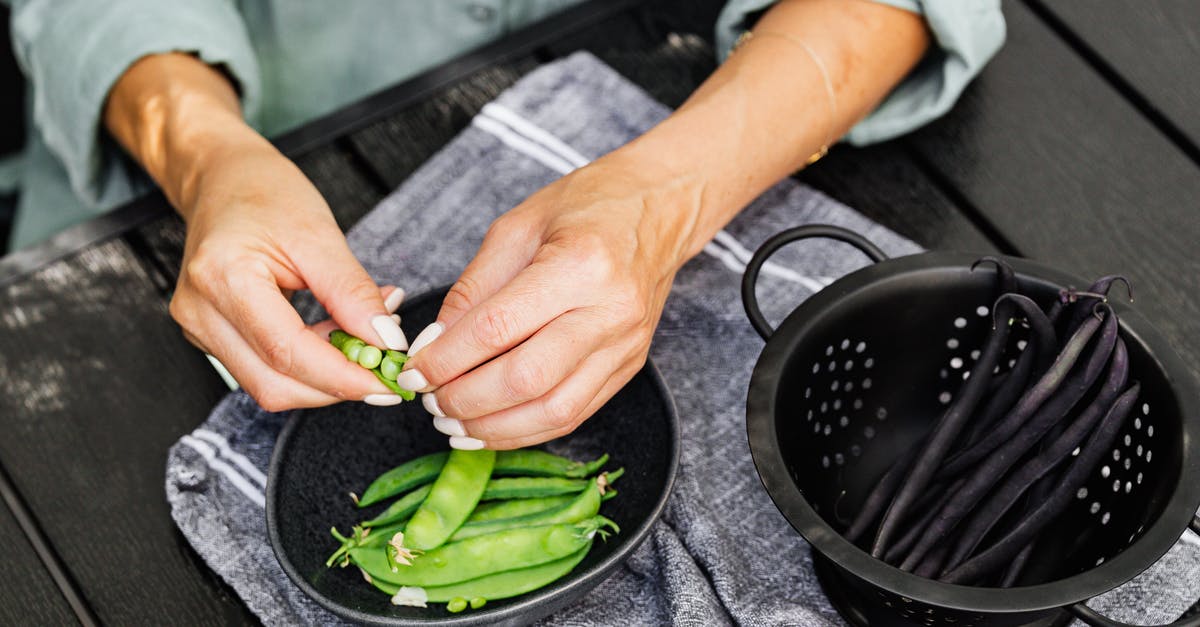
[493,450,609,478]
[369,544,592,605]
[357,453,449,508]
[404,449,496,551]
[449,474,605,542]
[466,495,577,523]
[362,484,433,528]
[329,330,416,401]
[482,468,622,501]
[351,516,615,587]
[359,450,611,507]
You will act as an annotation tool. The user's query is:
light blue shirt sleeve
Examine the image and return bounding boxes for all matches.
[7,0,262,207]
[715,0,1006,145]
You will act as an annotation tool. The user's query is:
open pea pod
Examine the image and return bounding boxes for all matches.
[449,473,606,542]
[465,495,577,524]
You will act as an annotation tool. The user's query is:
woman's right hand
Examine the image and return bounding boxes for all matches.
[170,136,410,410]
[105,53,409,410]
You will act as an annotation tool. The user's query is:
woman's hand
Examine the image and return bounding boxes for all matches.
[170,138,410,410]
[398,153,698,449]
[105,53,410,410]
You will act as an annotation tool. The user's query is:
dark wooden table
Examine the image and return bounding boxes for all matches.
[1,1,1197,624]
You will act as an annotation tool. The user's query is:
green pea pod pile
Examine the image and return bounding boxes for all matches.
[326,447,622,613]
[329,330,416,400]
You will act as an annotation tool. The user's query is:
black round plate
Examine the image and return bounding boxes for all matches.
[267,286,680,626]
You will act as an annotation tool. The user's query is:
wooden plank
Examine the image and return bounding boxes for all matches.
[0,240,255,624]
[1035,0,1200,158]
[0,502,78,625]
[348,60,540,190]
[906,0,1200,377]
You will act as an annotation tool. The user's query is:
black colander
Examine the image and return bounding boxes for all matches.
[742,225,1200,627]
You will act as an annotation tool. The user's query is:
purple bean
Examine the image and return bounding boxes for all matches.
[902,307,1117,571]
[942,339,1128,572]
[845,452,911,543]
[871,308,1013,556]
[1063,275,1132,333]
[940,382,1141,585]
[955,294,1059,455]
[1000,542,1036,587]
[914,542,950,579]
[938,313,1102,482]
[884,478,965,564]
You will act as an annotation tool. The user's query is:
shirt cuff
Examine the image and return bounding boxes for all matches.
[10,0,262,206]
[714,0,1006,146]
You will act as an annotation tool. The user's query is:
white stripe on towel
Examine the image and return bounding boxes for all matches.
[190,429,268,488]
[179,436,266,508]
[473,104,828,292]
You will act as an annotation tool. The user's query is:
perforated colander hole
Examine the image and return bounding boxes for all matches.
[811,363,820,374]
[853,398,863,410]
[862,378,873,389]
[1142,403,1150,415]
[1076,487,1088,499]
[1095,557,1105,566]
[1017,339,1028,350]
[834,453,845,466]
[1137,444,1144,457]
[1147,425,1154,438]
[1134,417,1142,430]
[970,349,981,361]
[822,455,830,468]
[844,381,854,392]
[827,360,837,372]
[938,391,953,404]
[826,345,834,357]
[954,317,968,329]
[833,399,842,410]
[1146,450,1153,462]
[841,338,851,350]
[804,387,811,399]
[1124,434,1132,446]
[950,357,964,369]
[850,444,862,457]
[823,424,832,436]
[976,305,989,317]
[864,357,875,369]
[831,380,840,392]
[806,409,814,421]
[839,415,850,427]
[876,407,888,420]
[863,426,876,439]
[1101,512,1111,525]
[1124,458,1131,470]
[856,341,867,353]
[947,338,960,349]
[813,422,821,434]
[1101,465,1111,478]
[940,369,949,379]
[844,360,854,370]
[1124,481,1132,493]
[1137,472,1143,484]
[820,402,828,413]
[1090,501,1102,514]
[1112,480,1121,492]
[1072,446,1081,457]
[1112,449,1121,461]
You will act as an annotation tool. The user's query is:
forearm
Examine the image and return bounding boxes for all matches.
[102,52,270,218]
[621,0,929,265]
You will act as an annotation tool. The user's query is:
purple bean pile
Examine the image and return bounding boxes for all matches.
[844,258,1138,586]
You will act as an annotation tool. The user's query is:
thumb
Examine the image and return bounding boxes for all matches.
[295,238,408,351]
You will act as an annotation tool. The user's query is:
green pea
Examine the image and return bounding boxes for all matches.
[466,495,576,523]
[446,598,468,613]
[386,350,409,366]
[493,450,609,478]
[404,449,496,551]
[357,346,383,369]
[379,358,402,381]
[469,597,486,609]
[350,516,615,587]
[449,474,605,542]
[362,484,432,528]
[344,342,364,362]
[373,371,417,400]
[329,330,354,351]
[357,452,448,508]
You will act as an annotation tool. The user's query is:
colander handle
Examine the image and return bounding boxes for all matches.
[741,224,888,340]
[1067,516,1200,627]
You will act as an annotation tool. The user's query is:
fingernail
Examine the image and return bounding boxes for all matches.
[384,288,406,313]
[422,393,446,417]
[449,435,485,450]
[371,315,409,351]
[433,417,467,437]
[407,322,444,356]
[364,394,404,406]
[391,314,401,324]
[395,368,429,391]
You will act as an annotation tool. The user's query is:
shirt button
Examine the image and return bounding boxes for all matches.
[467,4,496,21]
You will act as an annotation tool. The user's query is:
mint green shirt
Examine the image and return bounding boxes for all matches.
[5,0,1004,249]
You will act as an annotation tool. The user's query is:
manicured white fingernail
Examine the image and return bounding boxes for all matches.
[422,393,446,417]
[384,288,406,313]
[371,315,409,351]
[433,417,467,437]
[449,435,485,450]
[391,314,402,324]
[364,394,404,406]
[395,368,429,391]
[407,322,444,356]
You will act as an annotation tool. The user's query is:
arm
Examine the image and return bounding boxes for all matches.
[402,0,930,449]
[104,53,410,409]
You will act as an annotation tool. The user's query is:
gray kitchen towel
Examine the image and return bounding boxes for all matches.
[166,52,1200,625]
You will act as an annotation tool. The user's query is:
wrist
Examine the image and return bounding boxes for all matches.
[104,52,268,215]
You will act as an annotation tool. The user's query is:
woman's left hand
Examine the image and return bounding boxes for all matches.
[397,152,700,449]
